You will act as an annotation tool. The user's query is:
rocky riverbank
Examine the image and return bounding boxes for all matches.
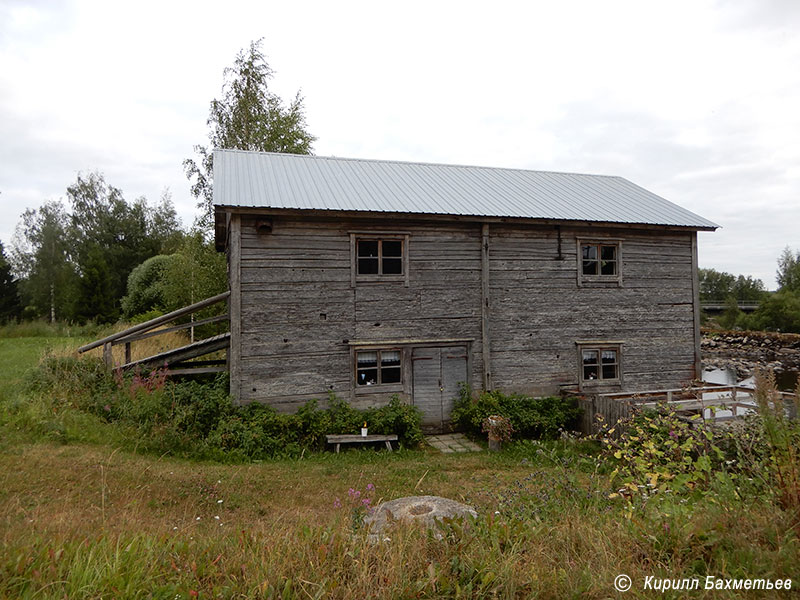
[702,329,800,380]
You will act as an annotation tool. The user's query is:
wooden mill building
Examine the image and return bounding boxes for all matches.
[213,149,717,431]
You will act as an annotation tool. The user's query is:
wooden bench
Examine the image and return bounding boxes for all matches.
[326,434,398,453]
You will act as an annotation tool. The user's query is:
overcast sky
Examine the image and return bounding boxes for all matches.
[1,0,798,288]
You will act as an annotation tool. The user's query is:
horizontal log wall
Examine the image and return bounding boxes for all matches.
[237,217,483,411]
[232,213,698,414]
[488,225,696,396]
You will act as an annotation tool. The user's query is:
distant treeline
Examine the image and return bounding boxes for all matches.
[0,172,225,325]
[700,249,800,333]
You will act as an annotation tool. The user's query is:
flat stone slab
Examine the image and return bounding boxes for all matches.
[364,495,478,533]
[426,433,482,453]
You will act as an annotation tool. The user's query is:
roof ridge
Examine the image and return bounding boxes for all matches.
[213,148,624,180]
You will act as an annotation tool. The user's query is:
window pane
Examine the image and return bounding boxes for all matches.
[382,240,402,257]
[601,350,617,364]
[358,257,379,274]
[582,350,599,380]
[357,240,379,258]
[581,245,597,260]
[582,260,598,275]
[381,351,400,366]
[601,349,618,379]
[357,369,378,386]
[357,351,377,367]
[602,364,618,379]
[600,260,617,275]
[381,367,401,384]
[600,245,616,261]
[382,257,402,274]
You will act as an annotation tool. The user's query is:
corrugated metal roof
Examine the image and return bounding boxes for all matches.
[212,149,719,230]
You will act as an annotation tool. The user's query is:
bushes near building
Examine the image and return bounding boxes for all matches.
[23,356,423,460]
[452,385,582,440]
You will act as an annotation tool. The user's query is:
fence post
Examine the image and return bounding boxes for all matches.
[103,342,112,367]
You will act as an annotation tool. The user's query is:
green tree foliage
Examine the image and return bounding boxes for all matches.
[698,268,735,302]
[733,249,800,333]
[731,274,767,303]
[121,255,175,319]
[777,247,800,293]
[0,241,22,322]
[75,245,117,324]
[11,174,184,323]
[698,268,766,303]
[148,189,185,254]
[67,172,158,317]
[161,233,227,313]
[742,290,800,333]
[719,295,743,330]
[184,39,316,230]
[10,201,77,322]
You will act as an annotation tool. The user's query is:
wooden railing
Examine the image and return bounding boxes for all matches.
[77,291,230,370]
[578,383,797,434]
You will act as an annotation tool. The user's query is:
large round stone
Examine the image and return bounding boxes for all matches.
[364,495,477,533]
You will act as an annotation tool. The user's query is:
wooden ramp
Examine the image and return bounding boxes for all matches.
[78,291,230,376]
[121,332,230,375]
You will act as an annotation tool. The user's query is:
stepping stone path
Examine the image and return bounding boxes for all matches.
[364,495,478,534]
[426,433,482,453]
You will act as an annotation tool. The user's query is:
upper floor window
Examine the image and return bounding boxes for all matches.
[350,232,410,286]
[582,243,617,276]
[357,239,403,275]
[577,239,622,285]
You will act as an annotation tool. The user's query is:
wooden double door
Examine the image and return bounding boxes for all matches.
[411,345,468,432]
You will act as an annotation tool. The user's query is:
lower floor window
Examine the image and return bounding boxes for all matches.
[356,349,402,386]
[581,346,620,381]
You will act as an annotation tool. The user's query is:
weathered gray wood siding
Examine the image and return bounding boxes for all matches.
[232,213,697,412]
[488,225,696,396]
[236,216,483,411]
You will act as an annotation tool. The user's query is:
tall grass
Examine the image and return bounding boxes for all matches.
[0,320,116,339]
[0,441,797,599]
[2,337,800,597]
[753,368,800,515]
[0,319,197,368]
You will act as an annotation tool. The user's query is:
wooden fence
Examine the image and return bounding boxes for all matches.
[576,384,797,435]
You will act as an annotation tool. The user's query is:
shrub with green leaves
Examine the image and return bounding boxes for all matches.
[600,369,800,511]
[452,385,582,440]
[22,359,424,460]
[600,405,731,503]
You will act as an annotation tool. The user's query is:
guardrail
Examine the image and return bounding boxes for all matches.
[77,291,231,370]
[578,383,797,434]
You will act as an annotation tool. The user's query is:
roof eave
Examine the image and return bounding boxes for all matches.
[213,204,719,233]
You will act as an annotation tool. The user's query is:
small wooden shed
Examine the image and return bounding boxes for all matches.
[213,150,717,432]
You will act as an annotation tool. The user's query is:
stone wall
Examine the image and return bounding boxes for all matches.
[702,329,800,378]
